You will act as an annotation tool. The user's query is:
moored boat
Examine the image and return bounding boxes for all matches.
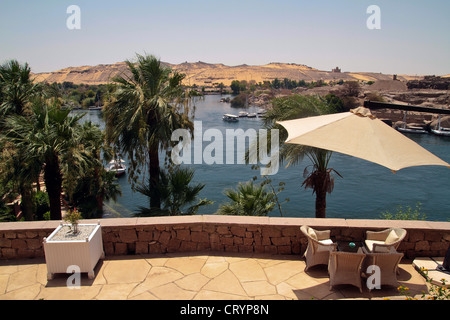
[397,126,428,134]
[257,109,267,115]
[106,159,126,176]
[397,111,427,134]
[431,115,450,137]
[222,114,239,122]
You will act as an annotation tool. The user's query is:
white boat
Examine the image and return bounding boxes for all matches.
[398,126,428,134]
[257,109,267,115]
[397,111,427,134]
[238,111,249,117]
[107,159,126,176]
[431,115,450,137]
[247,113,257,118]
[222,114,239,122]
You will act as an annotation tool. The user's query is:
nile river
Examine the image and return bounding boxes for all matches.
[78,95,450,221]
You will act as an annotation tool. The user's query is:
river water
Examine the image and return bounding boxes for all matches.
[78,95,450,221]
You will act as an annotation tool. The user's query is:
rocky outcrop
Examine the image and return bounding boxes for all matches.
[407,76,450,90]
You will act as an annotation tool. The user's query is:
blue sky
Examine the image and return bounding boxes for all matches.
[1,0,449,75]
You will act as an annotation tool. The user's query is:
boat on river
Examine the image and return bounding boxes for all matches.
[398,125,428,134]
[431,115,450,137]
[397,111,427,134]
[222,114,239,122]
[106,159,126,176]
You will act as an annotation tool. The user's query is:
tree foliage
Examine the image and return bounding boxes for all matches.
[217,181,276,216]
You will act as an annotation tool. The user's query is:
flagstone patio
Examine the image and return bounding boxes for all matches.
[0,252,430,300]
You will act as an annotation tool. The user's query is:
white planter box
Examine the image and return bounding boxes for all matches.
[43,223,105,280]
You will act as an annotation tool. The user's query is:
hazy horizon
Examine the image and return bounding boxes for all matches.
[1,0,449,75]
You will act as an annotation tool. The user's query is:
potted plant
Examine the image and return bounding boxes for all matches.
[63,208,81,234]
[43,209,105,280]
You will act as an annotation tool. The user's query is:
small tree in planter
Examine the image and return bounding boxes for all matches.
[63,208,82,234]
[44,209,104,280]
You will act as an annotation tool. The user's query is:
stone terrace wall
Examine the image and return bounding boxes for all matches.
[1,216,449,260]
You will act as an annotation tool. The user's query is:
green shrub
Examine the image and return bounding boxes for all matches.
[34,191,50,220]
[380,203,427,220]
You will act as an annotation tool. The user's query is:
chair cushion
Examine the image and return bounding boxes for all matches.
[385,230,400,244]
[308,228,318,240]
[317,239,334,252]
[365,240,390,253]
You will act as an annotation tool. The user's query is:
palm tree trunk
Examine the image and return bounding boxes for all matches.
[94,163,104,214]
[315,188,327,218]
[148,145,161,209]
[96,193,104,216]
[44,156,63,220]
[20,183,34,221]
[314,170,327,218]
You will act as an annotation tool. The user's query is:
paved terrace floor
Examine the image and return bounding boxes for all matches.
[0,252,430,300]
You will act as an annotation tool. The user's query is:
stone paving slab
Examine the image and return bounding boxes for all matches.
[412,257,450,287]
[0,252,429,300]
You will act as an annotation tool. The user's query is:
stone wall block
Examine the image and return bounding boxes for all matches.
[135,242,149,254]
[11,239,27,249]
[191,231,209,243]
[114,243,128,255]
[271,237,291,246]
[26,239,41,250]
[149,242,162,254]
[176,229,191,241]
[138,231,153,242]
[158,231,171,245]
[415,240,430,251]
[230,226,246,237]
[0,239,12,248]
[281,227,298,237]
[409,230,425,242]
[217,226,230,235]
[119,229,138,243]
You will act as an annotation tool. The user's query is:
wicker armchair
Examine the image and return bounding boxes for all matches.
[365,228,407,253]
[362,247,404,291]
[328,250,366,293]
[300,225,337,271]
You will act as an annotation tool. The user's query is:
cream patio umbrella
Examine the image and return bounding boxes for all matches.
[276,107,450,173]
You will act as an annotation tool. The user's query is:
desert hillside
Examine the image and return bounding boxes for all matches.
[32,61,424,87]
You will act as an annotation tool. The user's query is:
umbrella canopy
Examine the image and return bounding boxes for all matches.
[277,107,450,172]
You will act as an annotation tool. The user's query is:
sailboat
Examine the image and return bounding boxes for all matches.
[106,158,126,176]
[431,115,450,137]
[397,111,427,134]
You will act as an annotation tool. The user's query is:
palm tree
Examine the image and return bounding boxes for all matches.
[104,54,194,210]
[4,100,89,220]
[0,146,42,220]
[0,59,40,116]
[0,60,41,220]
[301,148,342,218]
[69,121,121,217]
[217,180,276,216]
[136,167,212,216]
[260,95,341,218]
